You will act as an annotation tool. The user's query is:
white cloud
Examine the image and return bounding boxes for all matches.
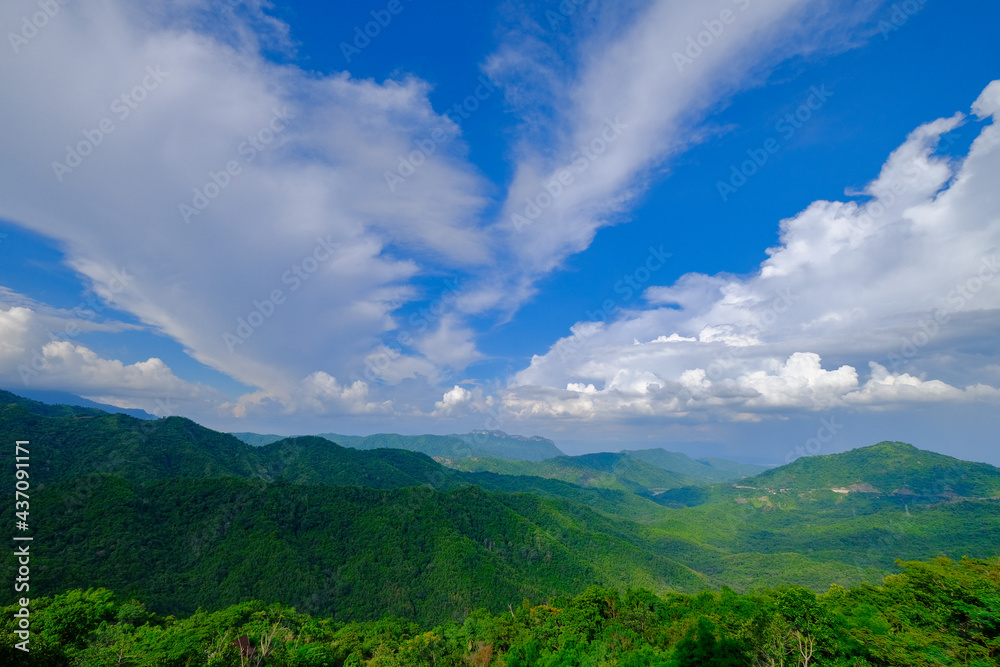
[740,353,858,409]
[432,384,474,417]
[412,314,484,372]
[844,362,1000,406]
[0,0,489,416]
[0,305,218,413]
[461,0,883,316]
[3,0,996,436]
[501,81,1000,422]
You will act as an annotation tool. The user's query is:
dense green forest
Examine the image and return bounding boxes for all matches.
[13,475,708,622]
[3,557,998,665]
[2,390,1000,663]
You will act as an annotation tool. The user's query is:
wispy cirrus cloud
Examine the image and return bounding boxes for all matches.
[459,0,885,316]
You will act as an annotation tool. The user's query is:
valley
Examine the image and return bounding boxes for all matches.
[1,390,998,664]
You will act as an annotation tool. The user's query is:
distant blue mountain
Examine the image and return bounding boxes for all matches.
[231,429,565,461]
[6,389,158,420]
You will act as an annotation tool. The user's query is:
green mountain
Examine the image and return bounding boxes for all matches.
[256,436,468,490]
[17,475,704,623]
[0,402,474,496]
[441,449,765,499]
[743,440,1000,500]
[1,393,710,624]
[0,393,666,519]
[319,432,490,459]
[644,442,1000,584]
[3,391,999,631]
[441,452,696,495]
[0,388,109,418]
[8,388,158,419]
[231,429,564,461]
[451,430,564,460]
[624,447,767,481]
[0,403,263,485]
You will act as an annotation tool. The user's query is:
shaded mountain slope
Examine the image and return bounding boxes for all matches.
[17,475,703,624]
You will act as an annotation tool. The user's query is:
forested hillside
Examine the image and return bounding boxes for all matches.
[2,391,999,664]
[16,475,705,624]
[3,557,998,666]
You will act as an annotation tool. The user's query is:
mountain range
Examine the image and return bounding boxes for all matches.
[2,389,998,627]
[231,429,565,461]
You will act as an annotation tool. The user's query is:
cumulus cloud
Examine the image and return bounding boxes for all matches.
[3,0,996,436]
[844,362,1000,406]
[0,305,218,413]
[502,81,1000,422]
[0,0,489,416]
[432,385,474,417]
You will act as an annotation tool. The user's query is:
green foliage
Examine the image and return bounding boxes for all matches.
[0,389,109,418]
[672,617,747,666]
[748,440,1000,500]
[2,475,708,625]
[3,558,996,665]
[4,390,1000,666]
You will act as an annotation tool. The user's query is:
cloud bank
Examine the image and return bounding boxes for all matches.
[502,81,1000,423]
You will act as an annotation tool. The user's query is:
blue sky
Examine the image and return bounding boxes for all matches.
[1,0,999,464]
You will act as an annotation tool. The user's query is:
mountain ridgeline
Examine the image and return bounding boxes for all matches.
[231,428,565,461]
[2,389,999,633]
[743,440,1000,501]
[438,450,767,496]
